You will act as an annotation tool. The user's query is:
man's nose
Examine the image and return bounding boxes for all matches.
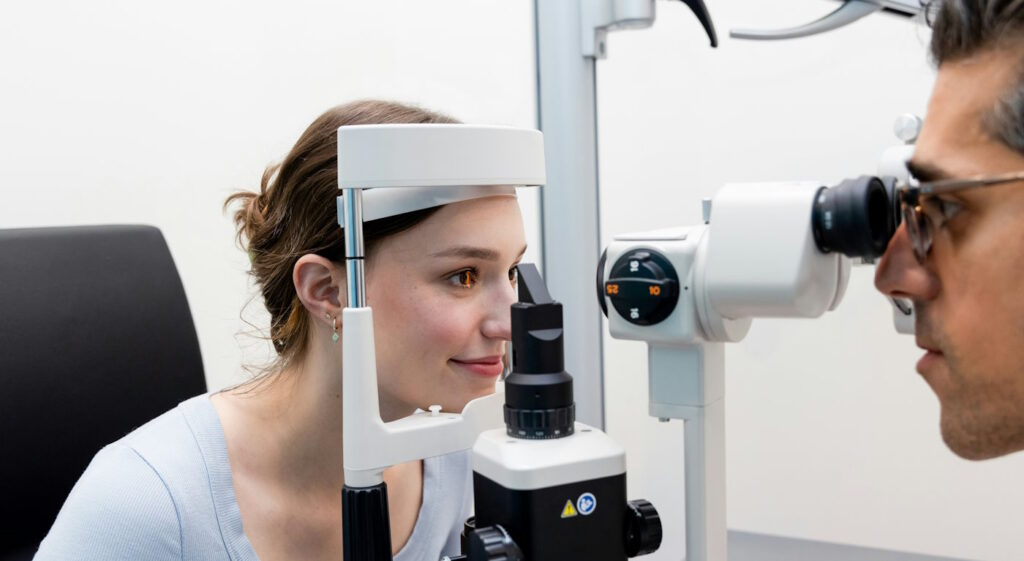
[874,224,940,300]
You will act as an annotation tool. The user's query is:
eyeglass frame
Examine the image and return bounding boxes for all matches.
[897,170,1024,264]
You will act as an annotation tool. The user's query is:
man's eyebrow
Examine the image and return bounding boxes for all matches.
[906,160,950,182]
[430,244,528,261]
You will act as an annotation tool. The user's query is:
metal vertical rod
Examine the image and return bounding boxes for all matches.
[343,188,367,309]
[650,341,728,561]
[683,400,727,561]
[534,0,606,429]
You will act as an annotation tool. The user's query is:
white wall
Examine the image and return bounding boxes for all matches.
[597,2,1024,561]
[0,0,540,392]
[3,2,1021,560]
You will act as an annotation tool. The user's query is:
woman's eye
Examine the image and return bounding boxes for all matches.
[509,267,518,286]
[448,269,478,289]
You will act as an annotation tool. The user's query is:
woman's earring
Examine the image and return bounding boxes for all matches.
[326,311,340,343]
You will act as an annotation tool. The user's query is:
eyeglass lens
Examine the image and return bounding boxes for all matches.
[900,191,932,263]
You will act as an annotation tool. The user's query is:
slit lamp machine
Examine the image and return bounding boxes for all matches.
[334,113,916,560]
[336,2,927,559]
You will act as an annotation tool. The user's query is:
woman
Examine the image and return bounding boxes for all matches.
[35,100,527,560]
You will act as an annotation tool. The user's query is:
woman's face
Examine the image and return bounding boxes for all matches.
[364,196,526,419]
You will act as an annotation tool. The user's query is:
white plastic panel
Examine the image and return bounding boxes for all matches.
[473,423,626,490]
[705,182,844,319]
[337,124,546,189]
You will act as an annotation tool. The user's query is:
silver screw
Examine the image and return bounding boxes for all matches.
[893,114,923,144]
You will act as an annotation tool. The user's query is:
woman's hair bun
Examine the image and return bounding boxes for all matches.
[224,100,459,375]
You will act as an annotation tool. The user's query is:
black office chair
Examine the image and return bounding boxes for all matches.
[0,225,206,560]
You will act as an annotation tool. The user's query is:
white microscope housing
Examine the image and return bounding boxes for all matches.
[603,181,853,345]
[598,176,895,561]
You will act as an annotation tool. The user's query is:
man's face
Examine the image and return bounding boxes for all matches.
[875,47,1024,460]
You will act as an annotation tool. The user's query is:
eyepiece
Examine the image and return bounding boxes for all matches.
[811,175,895,259]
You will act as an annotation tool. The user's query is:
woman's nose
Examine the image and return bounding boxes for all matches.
[874,224,940,301]
[481,281,517,341]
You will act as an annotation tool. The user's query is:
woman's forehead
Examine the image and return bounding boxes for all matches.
[381,196,525,258]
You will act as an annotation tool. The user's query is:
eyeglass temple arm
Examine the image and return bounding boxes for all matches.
[917,171,1024,195]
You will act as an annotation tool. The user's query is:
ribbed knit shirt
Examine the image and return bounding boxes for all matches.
[33,394,473,561]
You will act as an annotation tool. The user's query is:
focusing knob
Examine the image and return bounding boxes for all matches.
[624,499,663,557]
[504,403,575,439]
[466,525,523,561]
[604,249,679,325]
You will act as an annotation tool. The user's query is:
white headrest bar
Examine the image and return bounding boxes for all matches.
[337,124,546,190]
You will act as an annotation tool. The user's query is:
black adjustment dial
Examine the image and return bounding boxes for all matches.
[604,249,679,326]
[624,499,663,557]
[467,525,524,561]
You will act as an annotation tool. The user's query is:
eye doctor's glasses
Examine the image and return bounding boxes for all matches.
[898,170,1024,264]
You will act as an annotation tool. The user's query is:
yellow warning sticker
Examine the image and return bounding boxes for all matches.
[561,499,578,518]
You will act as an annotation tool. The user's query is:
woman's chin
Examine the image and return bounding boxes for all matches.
[446,384,499,413]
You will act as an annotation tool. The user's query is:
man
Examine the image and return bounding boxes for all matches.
[875,0,1024,460]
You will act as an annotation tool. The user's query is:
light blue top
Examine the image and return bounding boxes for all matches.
[34,394,473,561]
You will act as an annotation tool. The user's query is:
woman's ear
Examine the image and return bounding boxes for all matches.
[293,254,346,321]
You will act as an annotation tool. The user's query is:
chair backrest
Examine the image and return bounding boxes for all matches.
[0,225,206,557]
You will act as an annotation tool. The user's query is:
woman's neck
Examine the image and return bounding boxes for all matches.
[213,345,426,558]
[217,350,344,495]
[215,337,417,495]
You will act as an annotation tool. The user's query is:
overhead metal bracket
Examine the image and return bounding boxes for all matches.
[730,0,882,41]
[581,0,717,59]
[729,0,923,42]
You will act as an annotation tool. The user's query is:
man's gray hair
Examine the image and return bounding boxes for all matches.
[926,0,1024,153]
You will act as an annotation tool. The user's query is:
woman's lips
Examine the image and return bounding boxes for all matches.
[450,357,504,378]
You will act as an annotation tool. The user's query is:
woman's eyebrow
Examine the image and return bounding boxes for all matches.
[430,244,528,261]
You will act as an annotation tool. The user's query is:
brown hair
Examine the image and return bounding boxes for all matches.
[926,0,1024,153]
[226,100,459,372]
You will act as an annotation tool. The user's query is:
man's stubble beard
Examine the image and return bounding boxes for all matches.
[917,301,1024,460]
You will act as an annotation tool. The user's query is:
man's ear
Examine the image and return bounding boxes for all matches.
[293,254,346,320]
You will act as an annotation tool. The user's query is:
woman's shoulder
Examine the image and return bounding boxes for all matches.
[34,393,239,561]
[118,393,218,478]
[86,393,219,496]
[34,440,184,560]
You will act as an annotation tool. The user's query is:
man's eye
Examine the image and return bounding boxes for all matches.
[447,269,478,289]
[921,197,963,225]
[937,198,963,221]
